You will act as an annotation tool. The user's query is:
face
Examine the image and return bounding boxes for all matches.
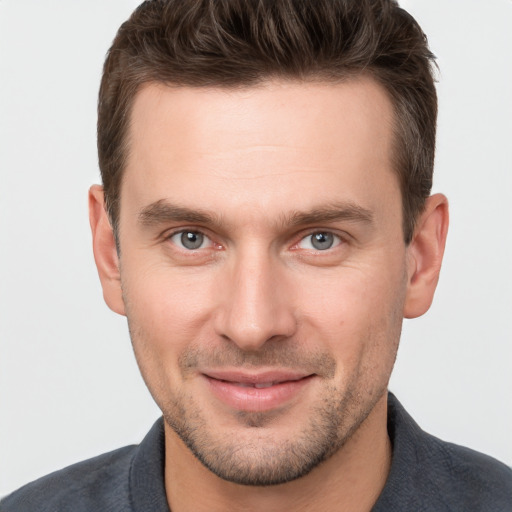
[116,79,408,485]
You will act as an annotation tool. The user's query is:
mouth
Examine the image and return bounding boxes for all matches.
[202,370,315,412]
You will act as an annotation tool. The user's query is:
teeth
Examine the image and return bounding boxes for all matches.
[254,382,274,389]
[232,381,276,388]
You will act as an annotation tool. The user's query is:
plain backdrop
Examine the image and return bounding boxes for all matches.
[1,0,511,497]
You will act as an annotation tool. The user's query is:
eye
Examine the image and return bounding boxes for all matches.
[297,232,341,251]
[170,230,212,250]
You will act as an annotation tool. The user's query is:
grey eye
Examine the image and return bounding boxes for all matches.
[171,231,206,250]
[297,232,340,251]
[310,232,334,250]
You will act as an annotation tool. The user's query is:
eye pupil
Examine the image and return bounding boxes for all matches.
[181,231,204,250]
[311,232,334,250]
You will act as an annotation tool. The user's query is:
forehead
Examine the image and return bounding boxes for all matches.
[122,78,398,226]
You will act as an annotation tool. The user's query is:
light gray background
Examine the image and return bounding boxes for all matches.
[1,0,511,496]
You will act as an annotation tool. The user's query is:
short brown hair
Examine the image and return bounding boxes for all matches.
[98,0,437,244]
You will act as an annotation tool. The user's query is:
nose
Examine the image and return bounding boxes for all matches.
[213,248,297,351]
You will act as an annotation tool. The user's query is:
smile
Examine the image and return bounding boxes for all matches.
[202,370,315,412]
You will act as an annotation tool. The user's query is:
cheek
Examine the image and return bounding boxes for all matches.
[298,265,404,325]
[295,261,406,365]
[121,268,218,407]
[122,265,217,361]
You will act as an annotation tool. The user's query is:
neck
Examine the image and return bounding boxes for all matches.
[164,394,391,512]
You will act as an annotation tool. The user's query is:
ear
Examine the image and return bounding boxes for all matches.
[403,193,449,319]
[88,185,126,316]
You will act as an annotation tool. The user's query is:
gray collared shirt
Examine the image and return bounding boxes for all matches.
[2,393,511,511]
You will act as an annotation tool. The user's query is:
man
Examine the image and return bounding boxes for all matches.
[2,0,511,510]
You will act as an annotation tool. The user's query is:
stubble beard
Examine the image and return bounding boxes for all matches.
[124,286,403,487]
[127,320,398,487]
[159,375,386,486]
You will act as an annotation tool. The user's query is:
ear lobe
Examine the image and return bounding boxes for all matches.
[403,193,449,319]
[88,185,126,316]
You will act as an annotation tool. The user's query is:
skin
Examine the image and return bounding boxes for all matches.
[89,78,448,512]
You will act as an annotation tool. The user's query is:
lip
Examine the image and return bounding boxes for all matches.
[202,369,315,412]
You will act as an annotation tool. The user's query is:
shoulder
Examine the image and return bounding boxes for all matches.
[0,445,136,512]
[422,433,512,509]
[375,394,512,512]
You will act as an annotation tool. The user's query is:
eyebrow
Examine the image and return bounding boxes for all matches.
[287,203,373,227]
[138,199,374,230]
[138,199,222,227]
